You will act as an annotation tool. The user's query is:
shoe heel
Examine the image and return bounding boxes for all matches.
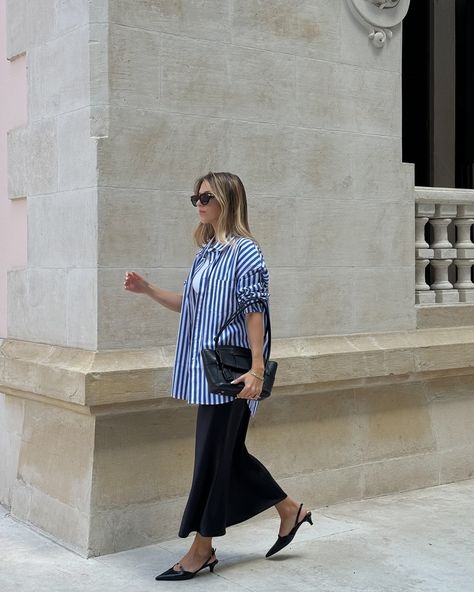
[209,559,218,573]
[306,513,313,526]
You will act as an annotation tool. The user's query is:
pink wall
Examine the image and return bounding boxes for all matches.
[0,0,27,339]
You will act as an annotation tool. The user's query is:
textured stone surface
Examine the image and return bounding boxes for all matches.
[97,188,196,268]
[0,394,24,507]
[27,25,90,119]
[231,0,341,60]
[27,190,97,268]
[58,108,97,192]
[7,268,68,344]
[296,58,401,135]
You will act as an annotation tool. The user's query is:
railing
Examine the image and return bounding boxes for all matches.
[415,187,474,305]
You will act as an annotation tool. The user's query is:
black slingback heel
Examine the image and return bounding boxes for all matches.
[265,503,313,558]
[155,547,218,581]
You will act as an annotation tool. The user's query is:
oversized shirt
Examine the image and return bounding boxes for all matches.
[171,236,270,416]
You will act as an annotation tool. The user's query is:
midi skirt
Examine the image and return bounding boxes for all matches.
[178,398,287,538]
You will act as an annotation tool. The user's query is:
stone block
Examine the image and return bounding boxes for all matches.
[7,126,28,199]
[434,204,457,217]
[58,108,97,191]
[6,0,56,58]
[7,268,68,345]
[458,289,474,303]
[292,129,411,201]
[109,24,161,110]
[0,394,24,507]
[429,396,474,450]
[15,400,95,511]
[27,118,59,196]
[92,405,196,509]
[296,58,401,136]
[435,289,459,304]
[352,266,415,333]
[362,453,440,498]
[249,390,362,474]
[227,121,296,197]
[27,26,90,119]
[97,267,186,349]
[160,35,297,124]
[439,445,474,484]
[88,495,187,556]
[294,199,413,268]
[424,374,474,402]
[277,464,364,509]
[231,0,341,61]
[67,269,98,350]
[89,24,109,108]
[416,248,434,259]
[415,202,436,217]
[11,481,90,556]
[97,188,196,268]
[432,248,456,259]
[27,190,97,269]
[56,0,89,35]
[417,303,474,328]
[455,249,474,259]
[109,0,231,42]
[416,291,436,305]
[457,204,474,218]
[269,267,354,338]
[356,383,436,462]
[99,109,230,192]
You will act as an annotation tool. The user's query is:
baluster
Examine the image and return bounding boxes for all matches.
[415,203,435,304]
[454,205,474,302]
[430,204,458,303]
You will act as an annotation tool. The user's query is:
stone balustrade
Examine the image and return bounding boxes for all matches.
[415,187,474,304]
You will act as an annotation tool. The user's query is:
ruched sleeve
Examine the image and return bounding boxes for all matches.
[236,240,269,313]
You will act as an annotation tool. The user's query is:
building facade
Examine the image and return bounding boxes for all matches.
[1,0,473,557]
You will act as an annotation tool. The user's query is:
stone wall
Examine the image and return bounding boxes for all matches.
[6,0,415,351]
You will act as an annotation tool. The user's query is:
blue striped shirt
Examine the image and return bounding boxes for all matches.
[171,236,270,416]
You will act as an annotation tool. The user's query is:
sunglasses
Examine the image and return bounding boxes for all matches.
[190,191,216,207]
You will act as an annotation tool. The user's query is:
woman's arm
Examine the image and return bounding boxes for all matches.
[144,284,183,312]
[124,271,183,312]
[246,312,265,375]
[231,311,265,399]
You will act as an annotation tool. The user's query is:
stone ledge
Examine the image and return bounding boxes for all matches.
[3,326,474,411]
[416,304,474,329]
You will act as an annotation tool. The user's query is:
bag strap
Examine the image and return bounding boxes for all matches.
[214,298,272,361]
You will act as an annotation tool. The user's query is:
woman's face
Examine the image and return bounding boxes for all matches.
[197,180,221,228]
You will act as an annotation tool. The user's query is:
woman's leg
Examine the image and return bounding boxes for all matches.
[274,497,312,536]
[171,533,216,573]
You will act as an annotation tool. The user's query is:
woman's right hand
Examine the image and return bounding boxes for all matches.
[123,271,150,294]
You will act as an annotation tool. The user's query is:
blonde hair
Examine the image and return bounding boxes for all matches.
[193,172,257,247]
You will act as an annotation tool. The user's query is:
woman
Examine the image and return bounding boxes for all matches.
[124,172,312,581]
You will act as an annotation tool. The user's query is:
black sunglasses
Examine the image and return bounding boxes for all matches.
[190,191,215,207]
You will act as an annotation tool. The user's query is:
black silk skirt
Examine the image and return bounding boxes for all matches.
[178,398,287,538]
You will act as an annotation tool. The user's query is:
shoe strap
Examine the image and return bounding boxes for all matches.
[294,503,303,527]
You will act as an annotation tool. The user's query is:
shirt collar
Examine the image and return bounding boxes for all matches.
[203,237,234,255]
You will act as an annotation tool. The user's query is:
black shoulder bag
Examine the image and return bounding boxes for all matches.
[200,299,278,399]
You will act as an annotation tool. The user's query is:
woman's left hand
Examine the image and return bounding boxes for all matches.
[231,371,263,400]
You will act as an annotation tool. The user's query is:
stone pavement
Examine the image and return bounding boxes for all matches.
[2,479,474,592]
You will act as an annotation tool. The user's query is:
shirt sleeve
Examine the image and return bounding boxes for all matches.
[236,240,270,313]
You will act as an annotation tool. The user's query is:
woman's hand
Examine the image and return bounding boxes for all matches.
[124,271,151,294]
[231,371,263,400]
